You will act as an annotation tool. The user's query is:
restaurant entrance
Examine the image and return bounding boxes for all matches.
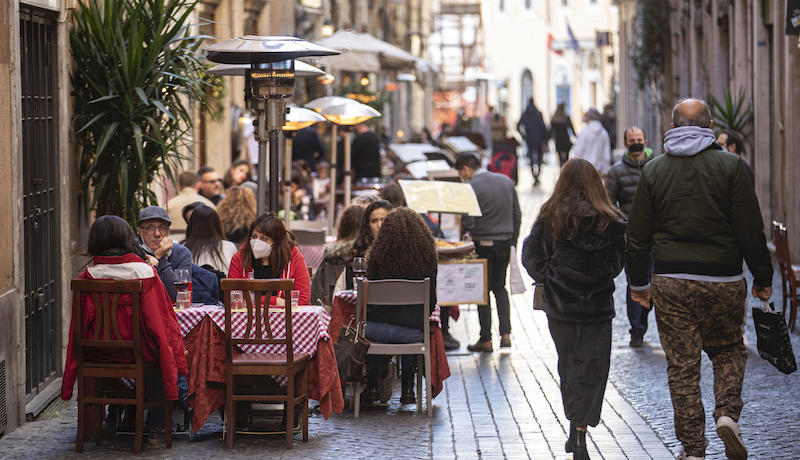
[20,6,61,398]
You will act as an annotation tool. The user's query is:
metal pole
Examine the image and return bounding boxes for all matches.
[269,130,281,213]
[256,109,268,216]
[284,135,293,227]
[343,129,352,208]
[327,124,338,235]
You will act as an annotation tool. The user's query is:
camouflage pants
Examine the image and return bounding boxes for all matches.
[652,276,747,457]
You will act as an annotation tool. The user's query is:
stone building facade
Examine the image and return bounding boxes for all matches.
[616,0,800,258]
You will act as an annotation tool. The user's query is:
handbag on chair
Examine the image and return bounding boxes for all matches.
[752,300,797,374]
[334,316,371,382]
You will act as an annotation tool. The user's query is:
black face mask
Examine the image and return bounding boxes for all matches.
[628,143,645,153]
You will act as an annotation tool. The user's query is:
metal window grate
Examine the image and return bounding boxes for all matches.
[20,6,61,396]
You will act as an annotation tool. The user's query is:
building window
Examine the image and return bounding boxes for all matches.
[525,0,532,9]
[562,0,568,6]
[499,0,505,12]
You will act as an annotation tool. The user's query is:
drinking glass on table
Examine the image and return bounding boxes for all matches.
[290,290,300,309]
[231,290,244,310]
[175,291,192,310]
[173,269,191,294]
[352,257,367,294]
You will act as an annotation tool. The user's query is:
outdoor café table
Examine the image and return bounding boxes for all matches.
[176,305,344,431]
[327,291,451,398]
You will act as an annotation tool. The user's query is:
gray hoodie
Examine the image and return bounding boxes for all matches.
[662,126,716,157]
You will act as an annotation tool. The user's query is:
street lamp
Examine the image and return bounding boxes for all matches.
[205,36,338,215]
[306,96,380,231]
[281,106,326,226]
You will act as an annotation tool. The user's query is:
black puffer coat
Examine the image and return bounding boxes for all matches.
[521,217,626,323]
[604,150,654,217]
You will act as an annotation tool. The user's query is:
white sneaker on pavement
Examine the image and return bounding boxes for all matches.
[716,415,747,460]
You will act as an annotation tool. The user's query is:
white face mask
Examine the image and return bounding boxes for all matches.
[250,238,272,259]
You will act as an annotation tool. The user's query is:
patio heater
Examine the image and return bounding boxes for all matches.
[281,106,326,226]
[306,96,380,232]
[205,36,338,215]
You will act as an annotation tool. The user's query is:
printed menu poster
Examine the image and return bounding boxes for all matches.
[399,180,482,216]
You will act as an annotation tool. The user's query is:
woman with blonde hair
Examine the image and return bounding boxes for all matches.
[216,185,256,246]
[521,158,625,460]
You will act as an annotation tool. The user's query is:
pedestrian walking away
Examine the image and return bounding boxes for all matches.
[604,126,655,347]
[571,108,612,176]
[521,158,626,460]
[456,153,521,352]
[517,98,549,186]
[626,98,773,460]
[549,102,575,168]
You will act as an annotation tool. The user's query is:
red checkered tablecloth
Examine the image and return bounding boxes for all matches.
[176,305,331,357]
[334,291,441,327]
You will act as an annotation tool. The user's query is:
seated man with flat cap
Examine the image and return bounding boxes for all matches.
[137,206,193,302]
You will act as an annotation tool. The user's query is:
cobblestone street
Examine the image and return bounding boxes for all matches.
[1,160,798,459]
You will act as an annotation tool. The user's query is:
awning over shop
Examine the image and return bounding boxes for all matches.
[315,30,422,72]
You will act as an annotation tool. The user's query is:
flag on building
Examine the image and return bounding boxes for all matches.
[566,23,579,52]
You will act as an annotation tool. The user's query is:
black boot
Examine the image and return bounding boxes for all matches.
[573,428,590,460]
[565,422,576,453]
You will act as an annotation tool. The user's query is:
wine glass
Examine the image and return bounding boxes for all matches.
[352,257,367,294]
[174,269,190,294]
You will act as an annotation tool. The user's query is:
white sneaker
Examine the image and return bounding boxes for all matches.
[716,415,748,460]
[678,449,704,460]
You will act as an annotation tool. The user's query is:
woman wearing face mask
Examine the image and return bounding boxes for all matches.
[227,213,311,306]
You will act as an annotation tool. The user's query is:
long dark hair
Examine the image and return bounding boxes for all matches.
[539,158,623,240]
[87,215,140,257]
[367,208,436,279]
[238,213,295,273]
[182,205,226,267]
[223,158,253,188]
[337,205,364,241]
[353,199,392,258]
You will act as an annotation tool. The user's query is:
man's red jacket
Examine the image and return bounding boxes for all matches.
[61,254,188,400]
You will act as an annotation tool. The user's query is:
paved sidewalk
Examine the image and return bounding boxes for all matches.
[0,161,676,459]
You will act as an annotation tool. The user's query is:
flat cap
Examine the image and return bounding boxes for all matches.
[138,206,171,224]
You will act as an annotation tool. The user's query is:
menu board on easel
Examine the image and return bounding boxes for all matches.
[436,259,488,306]
[399,180,482,217]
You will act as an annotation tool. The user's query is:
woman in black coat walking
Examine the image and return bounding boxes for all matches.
[521,158,626,460]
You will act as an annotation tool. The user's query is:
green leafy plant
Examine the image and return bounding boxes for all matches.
[70,0,213,225]
[708,88,753,141]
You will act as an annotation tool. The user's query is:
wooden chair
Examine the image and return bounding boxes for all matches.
[772,221,800,330]
[352,278,432,417]
[292,228,326,246]
[70,279,173,454]
[220,278,309,448]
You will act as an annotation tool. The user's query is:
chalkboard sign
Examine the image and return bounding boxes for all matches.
[436,259,488,306]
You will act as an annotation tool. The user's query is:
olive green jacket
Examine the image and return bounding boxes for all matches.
[626,144,772,288]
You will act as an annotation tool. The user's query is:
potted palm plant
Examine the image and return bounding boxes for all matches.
[70,0,213,225]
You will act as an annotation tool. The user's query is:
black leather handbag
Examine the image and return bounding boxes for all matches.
[334,316,371,382]
[752,302,797,374]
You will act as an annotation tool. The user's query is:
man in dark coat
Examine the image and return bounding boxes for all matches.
[351,122,381,181]
[516,98,548,186]
[605,126,655,347]
[627,99,772,460]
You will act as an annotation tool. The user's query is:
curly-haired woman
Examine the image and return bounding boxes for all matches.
[521,158,625,460]
[216,186,257,246]
[363,207,438,405]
